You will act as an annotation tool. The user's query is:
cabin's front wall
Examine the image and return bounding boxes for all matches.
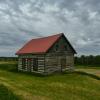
[18,54,45,73]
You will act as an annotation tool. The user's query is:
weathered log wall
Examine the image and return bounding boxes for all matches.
[18,53,74,74]
[44,52,74,73]
[18,54,45,73]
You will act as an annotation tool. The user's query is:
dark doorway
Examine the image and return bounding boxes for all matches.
[33,58,38,71]
[61,58,66,71]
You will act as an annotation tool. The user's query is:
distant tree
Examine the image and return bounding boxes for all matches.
[75,55,100,66]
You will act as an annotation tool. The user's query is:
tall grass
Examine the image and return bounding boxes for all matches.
[0,84,19,100]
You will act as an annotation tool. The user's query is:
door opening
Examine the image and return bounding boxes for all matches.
[33,58,38,71]
[61,58,66,71]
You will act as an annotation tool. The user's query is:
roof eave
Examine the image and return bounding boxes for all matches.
[15,52,46,55]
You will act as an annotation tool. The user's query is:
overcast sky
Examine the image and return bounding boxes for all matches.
[0,0,100,56]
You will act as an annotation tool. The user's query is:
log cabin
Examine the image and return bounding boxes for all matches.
[16,33,76,74]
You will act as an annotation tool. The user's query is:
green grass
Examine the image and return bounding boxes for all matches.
[76,65,100,77]
[75,64,100,69]
[0,62,100,100]
[0,84,19,100]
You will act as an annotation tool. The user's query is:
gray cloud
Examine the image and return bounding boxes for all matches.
[0,32,27,46]
[0,0,100,56]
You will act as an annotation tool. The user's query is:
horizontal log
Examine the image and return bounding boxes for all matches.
[46,67,60,70]
[45,65,60,68]
[38,62,44,64]
[33,70,44,72]
[38,68,44,71]
[38,67,44,70]
[38,65,44,67]
[38,60,44,62]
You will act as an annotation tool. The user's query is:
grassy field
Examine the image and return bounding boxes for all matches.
[76,65,100,77]
[0,84,19,100]
[0,62,100,100]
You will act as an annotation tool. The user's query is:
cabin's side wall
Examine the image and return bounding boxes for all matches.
[44,53,61,73]
[44,53,74,73]
[18,54,45,73]
[44,35,75,73]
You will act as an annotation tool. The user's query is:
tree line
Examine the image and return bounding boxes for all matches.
[0,57,18,61]
[75,55,100,66]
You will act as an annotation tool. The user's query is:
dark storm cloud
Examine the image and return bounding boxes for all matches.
[0,0,100,56]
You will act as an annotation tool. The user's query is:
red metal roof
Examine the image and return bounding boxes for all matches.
[16,33,63,55]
